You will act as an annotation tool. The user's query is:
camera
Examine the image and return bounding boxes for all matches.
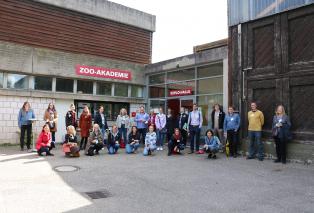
[69,134,74,140]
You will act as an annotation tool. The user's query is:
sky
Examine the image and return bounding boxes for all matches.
[110,0,228,63]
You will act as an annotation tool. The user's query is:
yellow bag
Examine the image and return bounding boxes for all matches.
[225,140,230,157]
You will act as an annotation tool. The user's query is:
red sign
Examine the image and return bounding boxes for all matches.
[76,65,132,81]
[169,89,192,97]
[131,112,136,117]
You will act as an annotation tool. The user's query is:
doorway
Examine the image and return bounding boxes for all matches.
[167,97,195,117]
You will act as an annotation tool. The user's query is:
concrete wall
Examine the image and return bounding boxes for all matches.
[33,0,156,32]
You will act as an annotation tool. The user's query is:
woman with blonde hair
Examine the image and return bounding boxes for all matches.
[62,125,80,157]
[116,108,130,146]
[85,124,104,156]
[272,105,291,164]
[79,106,92,150]
[44,103,58,148]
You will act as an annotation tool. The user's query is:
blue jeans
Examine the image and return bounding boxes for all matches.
[107,144,120,154]
[126,143,140,154]
[189,125,201,152]
[101,126,105,138]
[118,126,128,144]
[156,129,166,147]
[248,131,263,159]
[143,145,156,156]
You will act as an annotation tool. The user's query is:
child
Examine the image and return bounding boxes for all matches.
[126,126,140,154]
[168,128,185,156]
[204,129,221,159]
[143,125,157,156]
[106,125,120,154]
[36,124,54,156]
[62,125,80,157]
[85,124,104,156]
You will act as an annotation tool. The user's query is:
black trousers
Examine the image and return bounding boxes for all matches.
[80,137,88,150]
[274,137,287,162]
[37,146,52,155]
[87,143,104,156]
[180,129,188,146]
[20,124,32,149]
[138,128,147,145]
[227,130,238,156]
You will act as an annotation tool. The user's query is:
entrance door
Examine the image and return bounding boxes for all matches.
[167,97,195,118]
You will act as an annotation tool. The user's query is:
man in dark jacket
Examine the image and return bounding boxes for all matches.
[94,106,108,137]
[211,104,225,144]
[177,107,188,146]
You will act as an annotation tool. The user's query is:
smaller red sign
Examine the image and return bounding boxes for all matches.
[76,65,132,81]
[131,112,136,117]
[169,89,192,97]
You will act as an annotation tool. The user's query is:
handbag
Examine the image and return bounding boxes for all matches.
[272,127,279,137]
[157,115,167,134]
[47,121,55,130]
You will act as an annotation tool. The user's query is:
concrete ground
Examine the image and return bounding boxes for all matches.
[0,145,314,213]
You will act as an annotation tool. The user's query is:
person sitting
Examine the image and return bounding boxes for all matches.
[36,124,54,156]
[62,125,80,157]
[106,125,120,154]
[143,125,157,156]
[85,124,104,156]
[126,126,140,154]
[204,129,221,159]
[168,128,185,156]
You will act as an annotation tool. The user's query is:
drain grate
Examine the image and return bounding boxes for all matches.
[85,190,111,199]
[53,165,80,172]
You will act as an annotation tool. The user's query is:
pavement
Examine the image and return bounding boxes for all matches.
[0,145,314,213]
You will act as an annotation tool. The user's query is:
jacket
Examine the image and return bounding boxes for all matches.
[85,130,104,154]
[135,113,149,129]
[170,135,184,145]
[107,131,121,147]
[79,112,92,137]
[166,115,177,134]
[145,132,157,146]
[94,112,108,129]
[128,132,141,144]
[116,115,130,129]
[148,114,156,128]
[248,110,264,131]
[65,110,77,128]
[35,131,51,150]
[204,136,221,150]
[272,115,292,140]
[44,110,58,132]
[177,113,188,129]
[223,113,240,131]
[63,134,78,144]
[155,113,166,129]
[18,109,35,128]
[211,110,225,129]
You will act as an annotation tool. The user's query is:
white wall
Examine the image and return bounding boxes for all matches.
[54,99,74,143]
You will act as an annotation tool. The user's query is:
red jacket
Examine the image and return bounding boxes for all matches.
[148,114,156,128]
[36,131,51,150]
[79,112,92,137]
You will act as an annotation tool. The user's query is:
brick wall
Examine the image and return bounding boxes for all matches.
[0,95,55,144]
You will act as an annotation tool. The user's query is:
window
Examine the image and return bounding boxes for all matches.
[131,85,143,98]
[149,73,165,84]
[56,78,74,93]
[34,76,52,91]
[113,103,129,120]
[0,72,3,88]
[149,85,165,98]
[197,63,223,78]
[114,83,128,97]
[167,68,195,83]
[197,77,223,95]
[77,80,93,94]
[7,74,29,89]
[197,95,223,127]
[96,82,112,96]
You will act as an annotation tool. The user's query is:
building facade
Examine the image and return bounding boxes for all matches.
[228,1,314,160]
[0,0,155,144]
[145,39,228,135]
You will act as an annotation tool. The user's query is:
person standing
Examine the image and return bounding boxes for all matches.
[223,106,240,158]
[166,108,177,142]
[177,107,188,146]
[35,124,54,156]
[148,109,156,130]
[134,106,149,144]
[247,102,265,161]
[211,104,225,143]
[187,103,203,154]
[116,108,130,146]
[79,106,92,150]
[94,105,108,137]
[18,101,35,152]
[272,105,291,164]
[65,104,77,128]
[85,124,104,156]
[155,107,167,151]
[44,103,58,148]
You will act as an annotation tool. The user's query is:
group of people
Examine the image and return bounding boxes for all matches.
[17,101,291,164]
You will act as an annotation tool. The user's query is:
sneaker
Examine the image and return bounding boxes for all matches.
[212,155,217,159]
[47,153,54,156]
[156,147,160,151]
[160,147,163,151]
[27,149,32,153]
[207,153,212,159]
[246,156,254,160]
[188,150,194,154]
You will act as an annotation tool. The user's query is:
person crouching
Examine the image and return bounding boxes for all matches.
[126,126,140,154]
[106,125,120,154]
[85,124,104,156]
[62,125,80,157]
[168,128,185,156]
[143,125,157,156]
[204,129,221,159]
[36,124,54,156]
